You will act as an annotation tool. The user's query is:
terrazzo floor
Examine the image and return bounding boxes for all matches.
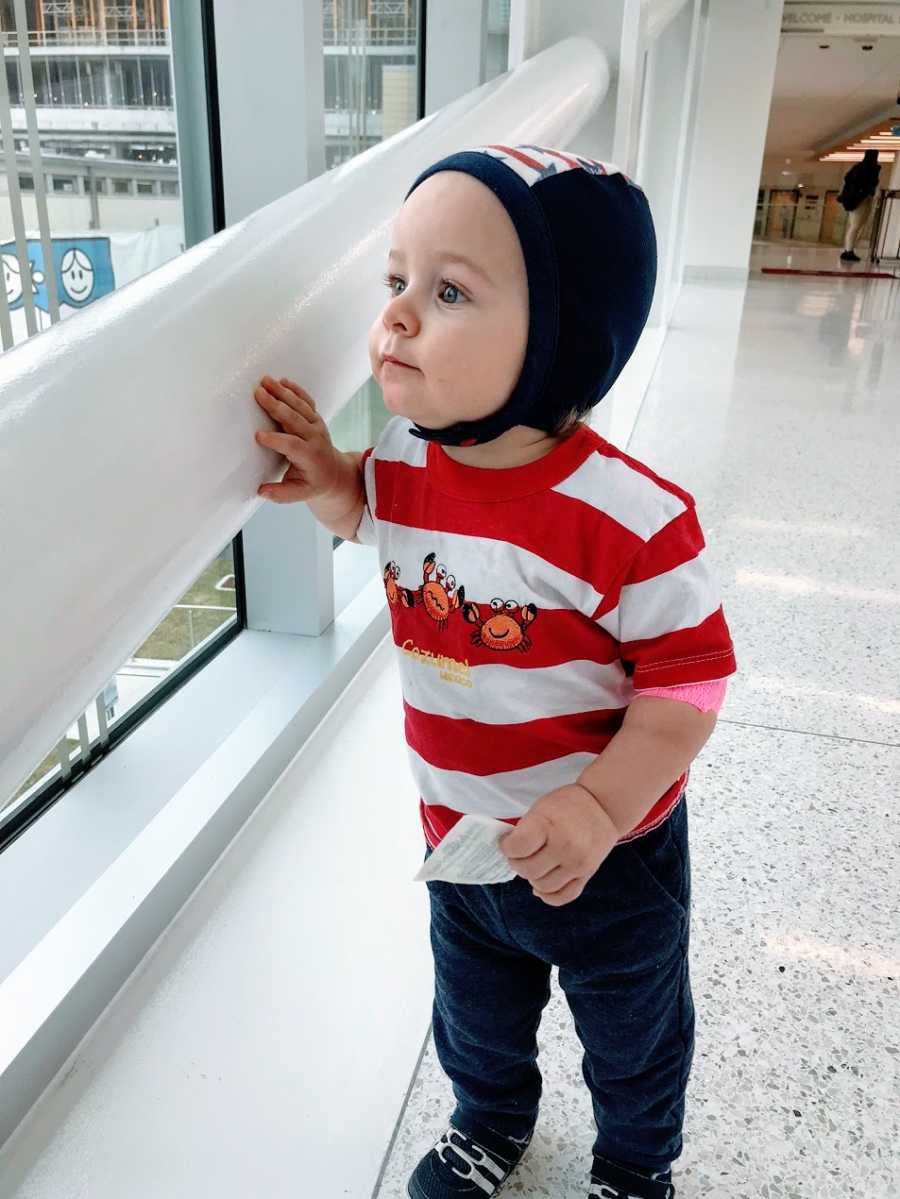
[374,276,900,1198]
[749,238,898,277]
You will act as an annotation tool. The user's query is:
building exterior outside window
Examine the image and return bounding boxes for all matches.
[0,0,237,838]
[323,0,510,484]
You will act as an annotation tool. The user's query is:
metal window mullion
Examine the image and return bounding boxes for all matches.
[95,692,110,747]
[77,711,91,760]
[0,260,13,349]
[56,735,72,781]
[14,0,61,323]
[0,46,39,336]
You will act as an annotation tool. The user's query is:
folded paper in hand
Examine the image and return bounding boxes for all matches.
[414,814,518,884]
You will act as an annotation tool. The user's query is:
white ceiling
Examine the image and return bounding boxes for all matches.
[765,33,900,156]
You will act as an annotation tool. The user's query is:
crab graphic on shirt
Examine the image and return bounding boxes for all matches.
[387,551,465,632]
[381,551,538,651]
[418,552,466,631]
[461,597,538,652]
[382,560,417,610]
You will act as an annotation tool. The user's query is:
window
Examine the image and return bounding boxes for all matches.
[323,0,510,549]
[324,0,424,539]
[0,0,244,851]
[5,59,21,106]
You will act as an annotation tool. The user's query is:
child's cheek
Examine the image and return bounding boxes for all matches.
[366,319,382,375]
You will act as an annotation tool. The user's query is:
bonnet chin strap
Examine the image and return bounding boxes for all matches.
[406,390,554,447]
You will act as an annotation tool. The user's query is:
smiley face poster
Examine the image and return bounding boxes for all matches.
[2,237,115,319]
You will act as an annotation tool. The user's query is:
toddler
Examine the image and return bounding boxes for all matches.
[253,144,737,1199]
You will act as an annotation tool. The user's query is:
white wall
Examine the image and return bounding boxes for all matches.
[760,156,857,191]
[0,192,182,240]
[638,0,703,327]
[524,0,625,160]
[682,0,784,281]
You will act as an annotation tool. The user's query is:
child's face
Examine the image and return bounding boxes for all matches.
[368,170,528,433]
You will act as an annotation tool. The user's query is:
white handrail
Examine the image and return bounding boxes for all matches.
[0,34,610,804]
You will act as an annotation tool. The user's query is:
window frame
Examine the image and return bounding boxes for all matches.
[0,0,248,856]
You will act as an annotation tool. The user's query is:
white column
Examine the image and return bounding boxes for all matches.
[681,0,784,283]
[212,0,325,223]
[213,0,334,637]
[508,0,543,68]
[425,0,489,113]
[524,0,626,160]
[169,3,216,249]
[637,0,704,326]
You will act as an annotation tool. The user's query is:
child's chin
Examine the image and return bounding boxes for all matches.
[384,391,416,415]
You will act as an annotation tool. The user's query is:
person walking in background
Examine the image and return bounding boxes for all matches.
[839,148,881,263]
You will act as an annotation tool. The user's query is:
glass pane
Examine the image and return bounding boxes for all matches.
[1,9,184,350]
[329,375,395,455]
[0,1,239,824]
[3,545,239,820]
[321,0,422,474]
[485,0,511,81]
[320,0,511,478]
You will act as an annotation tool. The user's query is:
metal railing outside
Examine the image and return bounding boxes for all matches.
[1,28,169,48]
[870,189,900,265]
[323,25,415,47]
[753,197,869,246]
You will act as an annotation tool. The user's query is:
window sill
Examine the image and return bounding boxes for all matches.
[0,541,388,1146]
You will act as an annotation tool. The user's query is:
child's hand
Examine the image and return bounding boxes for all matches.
[498,784,619,907]
[253,375,342,503]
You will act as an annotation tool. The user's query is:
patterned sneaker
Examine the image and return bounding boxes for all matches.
[589,1154,675,1198]
[407,1121,532,1198]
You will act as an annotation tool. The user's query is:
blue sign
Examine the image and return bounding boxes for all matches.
[1,236,115,312]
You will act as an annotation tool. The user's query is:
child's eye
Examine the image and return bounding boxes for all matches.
[438,279,465,305]
[382,273,466,305]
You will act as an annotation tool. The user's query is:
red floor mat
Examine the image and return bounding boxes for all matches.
[761,267,898,279]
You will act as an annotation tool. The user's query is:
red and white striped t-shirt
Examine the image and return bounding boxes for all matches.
[355,416,737,849]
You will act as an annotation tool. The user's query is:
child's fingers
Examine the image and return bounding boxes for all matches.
[259,376,317,421]
[254,388,313,438]
[278,377,317,409]
[258,480,313,503]
[255,429,304,459]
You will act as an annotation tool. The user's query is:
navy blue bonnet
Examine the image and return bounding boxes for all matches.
[401,143,658,447]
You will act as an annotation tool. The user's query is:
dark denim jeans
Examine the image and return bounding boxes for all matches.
[423,795,694,1173]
